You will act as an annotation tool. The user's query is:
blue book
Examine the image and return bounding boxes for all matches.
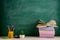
[39,27,55,31]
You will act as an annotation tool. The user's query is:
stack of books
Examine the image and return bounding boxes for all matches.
[39,27,55,38]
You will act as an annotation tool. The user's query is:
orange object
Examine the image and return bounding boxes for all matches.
[8,24,15,38]
[8,31,14,38]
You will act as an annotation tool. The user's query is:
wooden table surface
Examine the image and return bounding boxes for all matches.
[0,37,60,40]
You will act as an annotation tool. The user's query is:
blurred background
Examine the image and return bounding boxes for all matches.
[0,0,60,36]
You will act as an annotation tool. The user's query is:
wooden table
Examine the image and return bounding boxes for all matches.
[0,37,60,40]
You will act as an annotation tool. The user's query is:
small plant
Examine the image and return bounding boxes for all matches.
[20,30,25,35]
[20,30,25,38]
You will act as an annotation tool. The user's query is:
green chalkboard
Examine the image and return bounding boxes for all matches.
[1,0,60,36]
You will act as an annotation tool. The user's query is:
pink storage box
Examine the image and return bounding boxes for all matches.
[38,27,55,38]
